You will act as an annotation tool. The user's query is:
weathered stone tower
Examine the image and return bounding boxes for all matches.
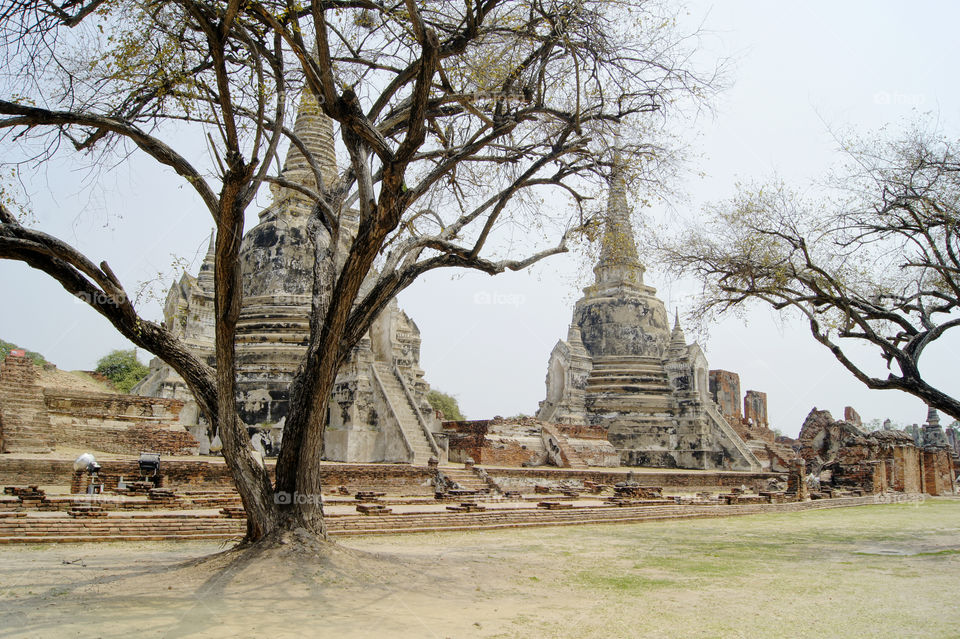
[136,90,442,464]
[234,89,338,429]
[537,165,760,471]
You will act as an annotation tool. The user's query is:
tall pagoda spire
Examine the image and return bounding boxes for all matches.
[594,159,645,286]
[667,308,687,357]
[270,87,338,202]
[196,230,216,294]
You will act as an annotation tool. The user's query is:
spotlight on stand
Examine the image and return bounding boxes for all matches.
[138,452,161,484]
[73,453,103,494]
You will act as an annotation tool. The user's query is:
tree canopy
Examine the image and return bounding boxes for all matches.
[661,128,960,421]
[0,338,45,365]
[95,348,150,393]
[426,389,465,421]
[0,0,711,543]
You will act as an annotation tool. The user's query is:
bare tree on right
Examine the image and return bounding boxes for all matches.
[661,128,960,421]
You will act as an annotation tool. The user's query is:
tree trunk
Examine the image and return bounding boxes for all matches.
[213,201,279,541]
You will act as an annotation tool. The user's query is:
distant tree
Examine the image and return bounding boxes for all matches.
[95,349,149,393]
[426,390,465,421]
[662,128,960,421]
[0,338,45,365]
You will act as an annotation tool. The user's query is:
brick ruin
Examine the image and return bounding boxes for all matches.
[797,407,956,496]
[0,353,197,455]
[708,370,794,472]
[441,416,619,468]
[743,390,768,428]
[0,94,953,527]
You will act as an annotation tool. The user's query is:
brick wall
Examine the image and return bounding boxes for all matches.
[0,458,75,486]
[442,419,544,466]
[0,355,195,455]
[551,423,609,440]
[68,460,436,495]
[922,449,954,496]
[708,370,741,423]
[891,445,922,493]
[0,355,55,453]
[44,391,196,455]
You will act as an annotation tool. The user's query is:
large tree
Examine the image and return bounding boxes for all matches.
[0,0,709,543]
[661,128,960,421]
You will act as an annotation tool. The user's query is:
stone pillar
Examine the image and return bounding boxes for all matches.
[844,406,862,428]
[708,370,741,424]
[743,390,768,429]
[866,460,886,494]
[787,458,808,500]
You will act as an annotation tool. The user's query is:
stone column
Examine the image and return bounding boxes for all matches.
[787,458,808,501]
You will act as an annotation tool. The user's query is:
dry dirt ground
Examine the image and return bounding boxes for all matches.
[1,499,958,639]
[35,369,116,394]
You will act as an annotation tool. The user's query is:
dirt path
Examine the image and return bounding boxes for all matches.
[1,500,958,638]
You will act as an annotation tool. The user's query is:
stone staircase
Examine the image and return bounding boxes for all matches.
[540,424,588,469]
[372,363,434,465]
[0,513,246,543]
[441,466,494,493]
[584,356,674,414]
[0,356,55,453]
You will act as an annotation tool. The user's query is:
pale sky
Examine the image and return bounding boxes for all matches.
[2,1,958,437]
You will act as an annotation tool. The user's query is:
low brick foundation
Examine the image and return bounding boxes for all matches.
[0,495,897,544]
[487,467,781,493]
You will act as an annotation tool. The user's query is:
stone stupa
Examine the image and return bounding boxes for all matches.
[536,163,760,470]
[135,90,442,465]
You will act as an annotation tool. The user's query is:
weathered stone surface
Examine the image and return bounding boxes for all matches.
[843,406,862,427]
[709,370,741,424]
[136,92,440,465]
[441,416,619,468]
[743,390,768,429]
[536,165,760,471]
[0,353,55,453]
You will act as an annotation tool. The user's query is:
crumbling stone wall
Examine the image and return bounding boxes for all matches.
[442,419,546,466]
[0,458,74,486]
[890,445,922,493]
[0,355,196,455]
[798,407,951,496]
[487,467,781,493]
[443,417,620,468]
[44,391,196,455]
[0,354,55,453]
[844,406,862,428]
[922,449,953,496]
